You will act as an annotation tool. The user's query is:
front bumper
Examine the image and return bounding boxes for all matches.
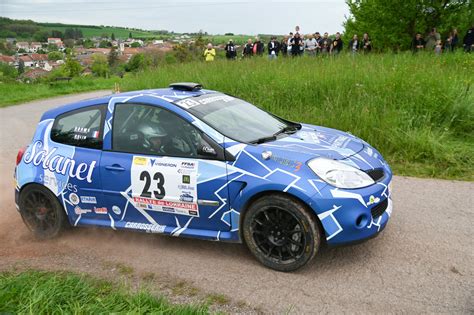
[308,175,393,246]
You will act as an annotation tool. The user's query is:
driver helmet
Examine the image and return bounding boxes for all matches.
[137,122,167,150]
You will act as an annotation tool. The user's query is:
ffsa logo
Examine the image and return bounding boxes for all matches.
[181,162,195,169]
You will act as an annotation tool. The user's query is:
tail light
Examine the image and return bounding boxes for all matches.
[16,147,26,166]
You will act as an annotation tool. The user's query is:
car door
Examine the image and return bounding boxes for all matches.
[100,102,231,235]
[47,104,106,225]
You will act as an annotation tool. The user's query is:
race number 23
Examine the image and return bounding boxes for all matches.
[140,171,165,199]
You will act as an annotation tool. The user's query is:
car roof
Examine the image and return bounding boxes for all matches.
[41,87,218,120]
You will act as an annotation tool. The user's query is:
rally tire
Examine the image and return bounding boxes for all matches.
[19,184,67,239]
[243,194,321,272]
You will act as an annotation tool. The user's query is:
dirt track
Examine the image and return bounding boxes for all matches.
[0,92,473,314]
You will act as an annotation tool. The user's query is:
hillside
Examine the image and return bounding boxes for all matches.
[0,17,166,40]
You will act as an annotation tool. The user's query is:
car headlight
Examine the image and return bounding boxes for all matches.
[308,158,374,189]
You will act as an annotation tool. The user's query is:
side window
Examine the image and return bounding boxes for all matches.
[51,105,105,149]
[112,103,214,158]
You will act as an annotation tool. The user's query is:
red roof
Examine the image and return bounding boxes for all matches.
[30,54,49,61]
[0,55,15,63]
[23,68,49,79]
[19,55,33,62]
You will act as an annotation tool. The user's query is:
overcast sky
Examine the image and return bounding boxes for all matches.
[1,0,350,35]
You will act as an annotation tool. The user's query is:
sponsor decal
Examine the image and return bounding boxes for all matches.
[69,193,80,205]
[24,140,96,183]
[92,131,100,139]
[39,174,78,192]
[261,151,272,160]
[367,195,380,206]
[74,206,92,215]
[269,155,302,172]
[176,95,234,109]
[94,207,107,214]
[133,156,147,165]
[133,196,199,217]
[181,161,196,169]
[80,196,97,204]
[112,205,121,215]
[125,222,166,233]
[178,184,195,191]
[182,175,190,184]
[179,193,194,203]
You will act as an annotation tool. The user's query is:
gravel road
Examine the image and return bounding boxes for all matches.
[0,92,472,314]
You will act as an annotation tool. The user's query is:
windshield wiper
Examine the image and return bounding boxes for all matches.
[249,135,277,144]
[273,124,300,137]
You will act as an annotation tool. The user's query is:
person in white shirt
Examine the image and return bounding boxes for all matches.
[305,34,317,56]
[287,32,293,56]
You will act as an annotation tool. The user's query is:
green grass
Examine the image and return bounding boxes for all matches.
[0,52,472,180]
[40,25,159,39]
[0,270,209,314]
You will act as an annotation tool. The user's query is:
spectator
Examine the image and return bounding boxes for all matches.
[411,33,425,53]
[348,34,360,54]
[331,32,343,55]
[299,33,305,54]
[445,32,453,52]
[451,28,459,51]
[253,37,264,56]
[425,28,440,51]
[463,25,474,52]
[314,32,323,54]
[305,34,317,56]
[287,32,293,55]
[267,36,280,59]
[224,39,237,60]
[434,40,443,55]
[242,39,253,58]
[291,33,304,56]
[280,36,288,56]
[321,32,332,55]
[362,33,372,53]
[203,43,216,61]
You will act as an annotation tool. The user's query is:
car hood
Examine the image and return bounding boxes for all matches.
[259,124,365,160]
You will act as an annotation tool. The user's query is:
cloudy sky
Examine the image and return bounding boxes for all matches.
[1,0,350,35]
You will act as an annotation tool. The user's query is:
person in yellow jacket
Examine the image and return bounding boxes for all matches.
[203,43,216,61]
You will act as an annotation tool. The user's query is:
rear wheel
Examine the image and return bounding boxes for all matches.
[243,194,321,272]
[19,184,67,239]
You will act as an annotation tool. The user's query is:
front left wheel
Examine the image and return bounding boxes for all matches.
[243,194,322,272]
[19,184,67,239]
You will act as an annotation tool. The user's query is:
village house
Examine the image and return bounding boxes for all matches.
[47,37,64,47]
[16,41,30,51]
[0,55,16,66]
[19,55,34,67]
[30,42,43,52]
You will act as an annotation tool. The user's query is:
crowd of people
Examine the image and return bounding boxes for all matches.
[411,27,474,54]
[201,25,474,61]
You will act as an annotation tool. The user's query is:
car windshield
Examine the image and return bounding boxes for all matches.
[175,94,297,143]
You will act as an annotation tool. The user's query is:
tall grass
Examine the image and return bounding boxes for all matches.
[1,52,472,179]
[121,52,473,180]
[0,270,208,314]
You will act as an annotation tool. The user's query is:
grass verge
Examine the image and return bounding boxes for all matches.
[0,270,208,314]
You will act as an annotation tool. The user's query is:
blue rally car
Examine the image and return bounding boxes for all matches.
[15,83,392,271]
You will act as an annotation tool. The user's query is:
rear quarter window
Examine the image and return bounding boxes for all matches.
[51,105,105,149]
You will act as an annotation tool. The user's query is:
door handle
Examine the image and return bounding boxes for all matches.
[105,164,125,172]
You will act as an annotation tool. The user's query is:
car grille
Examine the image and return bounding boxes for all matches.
[371,198,388,219]
[366,169,385,182]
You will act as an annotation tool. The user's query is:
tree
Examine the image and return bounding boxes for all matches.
[130,42,141,48]
[126,53,149,72]
[48,51,63,61]
[33,30,49,42]
[129,32,133,38]
[344,0,472,51]
[64,55,82,77]
[91,54,109,77]
[99,40,111,48]
[64,39,75,48]
[108,46,119,67]
[51,30,63,39]
[18,60,25,75]
[0,62,18,80]
[111,33,116,41]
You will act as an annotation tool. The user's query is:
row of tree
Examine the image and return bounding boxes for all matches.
[344,0,473,50]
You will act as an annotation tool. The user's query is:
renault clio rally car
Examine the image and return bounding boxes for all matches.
[15,83,392,271]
